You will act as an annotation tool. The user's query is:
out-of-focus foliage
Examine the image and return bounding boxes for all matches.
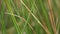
[0,0,60,34]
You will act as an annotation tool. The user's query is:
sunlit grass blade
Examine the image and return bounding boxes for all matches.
[19,0,51,34]
[4,0,21,34]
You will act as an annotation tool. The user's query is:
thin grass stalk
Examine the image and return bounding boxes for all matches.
[21,14,30,34]
[4,0,21,34]
[10,0,20,16]
[31,0,50,34]
[19,0,51,34]
[39,0,53,34]
[33,0,49,32]
[47,0,57,34]
[5,12,36,34]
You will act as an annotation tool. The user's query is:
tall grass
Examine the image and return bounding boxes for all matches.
[0,0,60,34]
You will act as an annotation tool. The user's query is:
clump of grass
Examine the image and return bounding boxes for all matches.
[0,0,60,34]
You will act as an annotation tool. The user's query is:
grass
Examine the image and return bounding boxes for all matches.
[0,0,60,34]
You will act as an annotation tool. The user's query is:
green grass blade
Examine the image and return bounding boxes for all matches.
[4,0,21,34]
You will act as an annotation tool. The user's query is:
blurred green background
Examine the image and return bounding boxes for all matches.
[0,0,60,34]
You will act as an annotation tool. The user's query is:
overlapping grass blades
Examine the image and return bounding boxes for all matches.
[4,0,21,34]
[0,0,60,34]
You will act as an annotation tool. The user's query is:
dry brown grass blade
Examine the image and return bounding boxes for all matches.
[49,11,57,34]
[47,0,57,34]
